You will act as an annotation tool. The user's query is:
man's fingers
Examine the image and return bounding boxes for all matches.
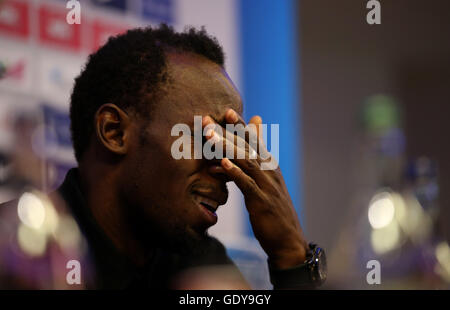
[248,115,271,159]
[249,115,263,139]
[202,115,216,128]
[203,113,271,173]
[221,158,260,196]
[207,129,259,165]
[225,109,253,146]
[225,109,246,127]
[225,109,267,157]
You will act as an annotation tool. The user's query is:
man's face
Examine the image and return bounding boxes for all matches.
[122,52,243,251]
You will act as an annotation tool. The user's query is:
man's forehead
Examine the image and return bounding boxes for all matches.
[165,52,243,116]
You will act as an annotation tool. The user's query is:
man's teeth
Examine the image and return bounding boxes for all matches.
[194,195,219,211]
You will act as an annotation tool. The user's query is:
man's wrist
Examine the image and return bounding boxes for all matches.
[268,242,327,289]
[267,243,309,270]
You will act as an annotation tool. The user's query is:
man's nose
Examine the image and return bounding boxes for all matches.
[206,159,231,183]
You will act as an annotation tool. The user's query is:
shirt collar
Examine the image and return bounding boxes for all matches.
[57,168,150,288]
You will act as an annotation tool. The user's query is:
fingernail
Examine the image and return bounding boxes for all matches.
[227,109,238,122]
[202,116,213,126]
[222,158,233,169]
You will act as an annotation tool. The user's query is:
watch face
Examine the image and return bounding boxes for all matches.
[308,244,327,286]
[317,250,327,282]
[318,254,327,281]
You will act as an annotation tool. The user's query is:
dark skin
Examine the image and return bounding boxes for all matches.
[78,52,308,273]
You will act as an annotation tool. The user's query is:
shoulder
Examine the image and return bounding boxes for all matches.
[0,199,18,209]
[0,198,19,220]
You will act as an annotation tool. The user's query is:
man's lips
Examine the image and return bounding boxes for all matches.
[193,194,219,213]
[191,187,228,209]
[191,193,218,227]
[191,190,227,227]
[192,191,227,212]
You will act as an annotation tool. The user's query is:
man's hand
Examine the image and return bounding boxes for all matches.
[202,109,309,270]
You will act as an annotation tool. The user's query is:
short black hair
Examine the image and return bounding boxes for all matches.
[70,24,224,162]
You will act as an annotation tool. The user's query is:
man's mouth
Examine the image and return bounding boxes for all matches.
[193,193,219,212]
[197,197,218,214]
[192,192,225,226]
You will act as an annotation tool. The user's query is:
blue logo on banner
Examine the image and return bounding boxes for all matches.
[41,104,75,189]
[42,105,72,148]
[91,0,127,12]
[141,0,174,24]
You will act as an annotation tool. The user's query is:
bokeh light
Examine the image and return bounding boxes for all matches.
[368,191,395,229]
[17,223,47,257]
[370,221,401,255]
[17,192,46,229]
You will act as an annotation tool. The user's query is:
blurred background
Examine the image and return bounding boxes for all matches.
[0,0,448,289]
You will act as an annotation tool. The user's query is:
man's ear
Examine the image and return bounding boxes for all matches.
[95,104,131,156]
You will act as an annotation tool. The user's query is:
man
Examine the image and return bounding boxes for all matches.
[3,24,326,289]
